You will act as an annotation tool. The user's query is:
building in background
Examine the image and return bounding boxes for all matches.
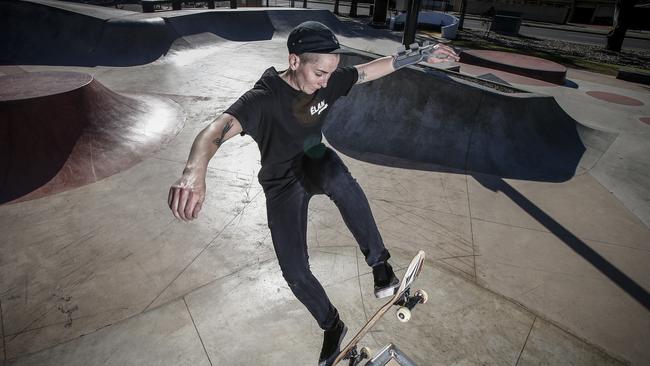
[450,0,650,27]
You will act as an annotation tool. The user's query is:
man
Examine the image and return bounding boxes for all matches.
[168,21,458,365]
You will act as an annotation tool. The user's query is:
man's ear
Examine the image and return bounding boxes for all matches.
[288,53,301,71]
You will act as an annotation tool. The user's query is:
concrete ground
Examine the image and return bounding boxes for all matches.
[0,1,649,366]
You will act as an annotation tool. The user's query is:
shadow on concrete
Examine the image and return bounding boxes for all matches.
[325,53,617,182]
[323,51,647,310]
[473,174,650,311]
[563,79,579,89]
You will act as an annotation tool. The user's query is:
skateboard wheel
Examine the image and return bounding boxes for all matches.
[416,289,429,304]
[397,307,411,322]
[360,347,371,359]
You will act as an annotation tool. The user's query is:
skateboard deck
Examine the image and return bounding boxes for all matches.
[332,250,427,366]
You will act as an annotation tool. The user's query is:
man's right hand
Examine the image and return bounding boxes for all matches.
[168,171,206,221]
[168,113,242,221]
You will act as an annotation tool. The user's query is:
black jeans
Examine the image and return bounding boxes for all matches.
[266,147,390,330]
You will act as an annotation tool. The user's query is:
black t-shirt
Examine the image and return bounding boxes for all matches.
[225,66,358,199]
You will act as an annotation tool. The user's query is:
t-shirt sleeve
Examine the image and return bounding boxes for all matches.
[224,89,266,139]
[330,66,359,98]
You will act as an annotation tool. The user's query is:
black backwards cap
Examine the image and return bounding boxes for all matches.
[287,21,342,55]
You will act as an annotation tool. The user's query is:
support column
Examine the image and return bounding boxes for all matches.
[371,0,389,26]
[403,0,422,45]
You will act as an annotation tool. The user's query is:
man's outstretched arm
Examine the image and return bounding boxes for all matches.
[168,113,243,221]
[354,43,459,84]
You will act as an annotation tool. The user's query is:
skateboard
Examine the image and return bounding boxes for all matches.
[332,250,427,366]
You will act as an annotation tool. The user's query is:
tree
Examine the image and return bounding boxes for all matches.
[606,0,638,52]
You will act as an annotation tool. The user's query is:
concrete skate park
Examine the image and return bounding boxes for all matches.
[1,0,649,365]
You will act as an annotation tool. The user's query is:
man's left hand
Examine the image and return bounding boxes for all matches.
[425,44,460,63]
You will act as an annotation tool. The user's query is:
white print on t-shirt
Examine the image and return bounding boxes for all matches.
[310,100,328,116]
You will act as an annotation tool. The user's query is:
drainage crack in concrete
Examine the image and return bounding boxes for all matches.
[151,255,277,313]
[371,197,471,220]
[52,227,99,256]
[437,259,476,279]
[1,298,7,362]
[515,316,536,365]
[7,259,277,362]
[472,216,647,251]
[404,209,474,248]
[183,297,214,366]
[517,284,543,299]
[435,254,479,262]
[313,246,359,258]
[374,198,473,247]
[6,307,52,343]
[144,188,264,312]
[490,259,611,280]
[11,304,136,337]
[466,174,479,281]
[390,213,474,259]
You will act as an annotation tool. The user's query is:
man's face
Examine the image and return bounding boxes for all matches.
[293,53,340,95]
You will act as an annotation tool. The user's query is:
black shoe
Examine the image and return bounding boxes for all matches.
[373,261,400,298]
[318,318,347,366]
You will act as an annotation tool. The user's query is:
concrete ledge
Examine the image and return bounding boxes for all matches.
[460,49,567,85]
[617,67,650,86]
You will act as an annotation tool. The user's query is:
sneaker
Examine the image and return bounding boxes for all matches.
[373,261,400,298]
[318,317,347,366]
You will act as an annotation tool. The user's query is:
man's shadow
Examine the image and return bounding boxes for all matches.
[329,147,650,311]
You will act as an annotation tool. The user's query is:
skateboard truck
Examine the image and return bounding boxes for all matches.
[395,288,428,323]
[343,346,371,366]
[341,286,428,365]
[333,251,427,366]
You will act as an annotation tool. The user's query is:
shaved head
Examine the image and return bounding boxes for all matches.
[298,52,323,65]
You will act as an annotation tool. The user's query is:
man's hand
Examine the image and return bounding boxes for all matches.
[390,42,460,70]
[167,113,242,221]
[424,43,460,64]
[168,171,206,221]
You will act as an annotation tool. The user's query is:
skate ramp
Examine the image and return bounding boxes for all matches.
[0,0,360,67]
[0,71,184,204]
[324,54,617,182]
[166,10,275,43]
[0,0,179,66]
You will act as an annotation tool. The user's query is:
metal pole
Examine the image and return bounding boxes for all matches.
[402,0,421,45]
[230,0,237,8]
[371,0,389,26]
[334,0,340,14]
[350,0,358,17]
[458,0,467,29]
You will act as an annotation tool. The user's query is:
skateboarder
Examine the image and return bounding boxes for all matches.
[168,21,458,366]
